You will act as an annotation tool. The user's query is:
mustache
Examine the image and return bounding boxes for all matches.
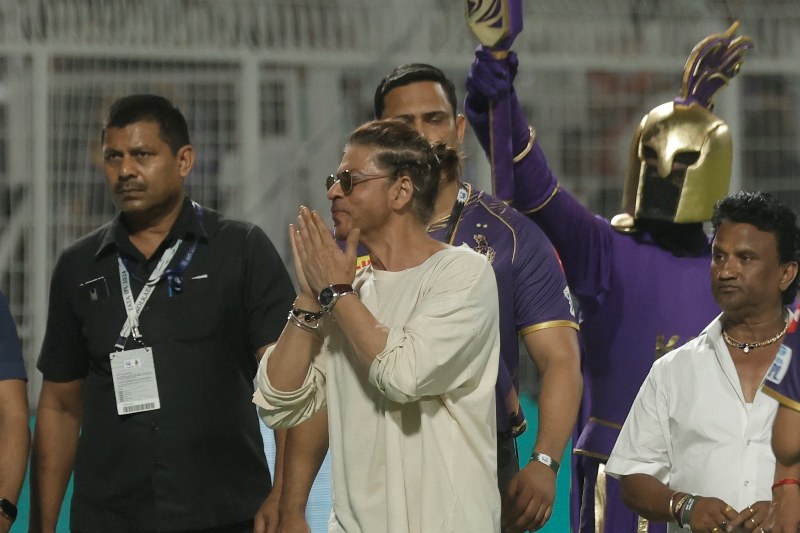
[115,182,145,193]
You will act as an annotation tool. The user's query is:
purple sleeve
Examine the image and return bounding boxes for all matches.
[465,50,613,303]
[513,217,576,329]
[763,326,800,411]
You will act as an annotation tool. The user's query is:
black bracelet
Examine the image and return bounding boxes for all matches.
[0,498,17,523]
[290,306,323,322]
[529,452,560,474]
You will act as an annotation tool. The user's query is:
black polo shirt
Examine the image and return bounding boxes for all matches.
[38,196,296,532]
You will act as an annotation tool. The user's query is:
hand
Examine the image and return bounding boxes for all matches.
[727,500,771,533]
[501,460,556,532]
[254,491,281,533]
[277,510,311,533]
[685,496,739,533]
[465,46,519,109]
[292,206,358,294]
[288,223,313,299]
[766,484,800,533]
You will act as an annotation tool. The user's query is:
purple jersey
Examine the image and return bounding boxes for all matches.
[427,183,578,436]
[763,301,800,412]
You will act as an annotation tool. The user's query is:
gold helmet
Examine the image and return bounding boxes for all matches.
[612,22,753,230]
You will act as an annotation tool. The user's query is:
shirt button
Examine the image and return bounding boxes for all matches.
[744,480,751,487]
[151,422,159,431]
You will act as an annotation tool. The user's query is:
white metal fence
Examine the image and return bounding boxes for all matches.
[1,0,799,403]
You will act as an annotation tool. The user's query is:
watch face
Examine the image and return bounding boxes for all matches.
[318,287,335,307]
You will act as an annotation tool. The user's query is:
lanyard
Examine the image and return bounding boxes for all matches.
[114,202,204,349]
[115,239,182,350]
[442,182,470,245]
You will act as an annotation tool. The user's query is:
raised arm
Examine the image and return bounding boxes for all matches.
[464,47,614,301]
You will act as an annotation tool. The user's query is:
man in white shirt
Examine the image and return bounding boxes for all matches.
[606,191,800,533]
[254,119,501,533]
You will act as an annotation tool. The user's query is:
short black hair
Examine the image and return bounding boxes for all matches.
[373,63,458,120]
[102,94,190,154]
[712,191,800,305]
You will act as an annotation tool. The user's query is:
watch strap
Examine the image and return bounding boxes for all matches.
[0,498,17,522]
[530,452,560,474]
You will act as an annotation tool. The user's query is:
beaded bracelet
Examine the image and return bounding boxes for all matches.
[772,478,800,491]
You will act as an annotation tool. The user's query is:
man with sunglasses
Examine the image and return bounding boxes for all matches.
[264,64,579,533]
[256,119,502,532]
[369,64,581,533]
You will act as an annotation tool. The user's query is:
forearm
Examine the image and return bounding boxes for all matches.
[619,473,675,522]
[265,295,324,392]
[0,380,30,505]
[272,428,287,494]
[329,295,388,375]
[279,409,329,517]
[30,407,80,530]
[30,380,84,532]
[531,353,581,461]
[525,327,581,460]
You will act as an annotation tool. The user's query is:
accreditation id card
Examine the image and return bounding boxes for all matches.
[109,347,161,415]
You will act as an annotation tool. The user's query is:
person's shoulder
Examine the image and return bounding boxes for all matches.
[651,329,712,373]
[58,220,114,259]
[471,187,547,234]
[201,207,267,241]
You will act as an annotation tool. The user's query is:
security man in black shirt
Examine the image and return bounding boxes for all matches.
[31,94,296,532]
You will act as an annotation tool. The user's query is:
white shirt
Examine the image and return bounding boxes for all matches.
[606,314,778,531]
[254,246,501,533]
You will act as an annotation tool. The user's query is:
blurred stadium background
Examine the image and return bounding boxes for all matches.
[3,0,800,530]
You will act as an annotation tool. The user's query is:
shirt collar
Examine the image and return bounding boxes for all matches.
[95,196,206,260]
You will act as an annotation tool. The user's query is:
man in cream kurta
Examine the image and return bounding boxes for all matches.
[253,119,501,533]
[256,247,500,532]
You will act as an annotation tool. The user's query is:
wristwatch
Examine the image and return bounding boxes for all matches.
[0,498,17,523]
[530,452,560,474]
[318,284,356,313]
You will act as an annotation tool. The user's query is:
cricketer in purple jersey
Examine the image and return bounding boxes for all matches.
[463,26,752,529]
[427,182,578,438]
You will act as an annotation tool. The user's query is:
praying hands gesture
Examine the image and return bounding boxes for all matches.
[289,206,359,300]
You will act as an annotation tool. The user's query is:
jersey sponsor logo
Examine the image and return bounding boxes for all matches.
[766,344,792,385]
[472,234,496,264]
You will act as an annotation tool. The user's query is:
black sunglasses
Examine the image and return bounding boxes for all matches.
[326,170,391,195]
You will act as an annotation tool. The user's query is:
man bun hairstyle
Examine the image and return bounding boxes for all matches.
[347,119,462,224]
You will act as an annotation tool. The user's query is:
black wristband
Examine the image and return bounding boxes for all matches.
[530,452,560,474]
[0,498,17,522]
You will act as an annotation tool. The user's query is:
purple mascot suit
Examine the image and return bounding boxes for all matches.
[465,24,754,532]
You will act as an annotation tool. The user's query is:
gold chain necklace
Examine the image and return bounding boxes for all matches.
[722,322,789,354]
